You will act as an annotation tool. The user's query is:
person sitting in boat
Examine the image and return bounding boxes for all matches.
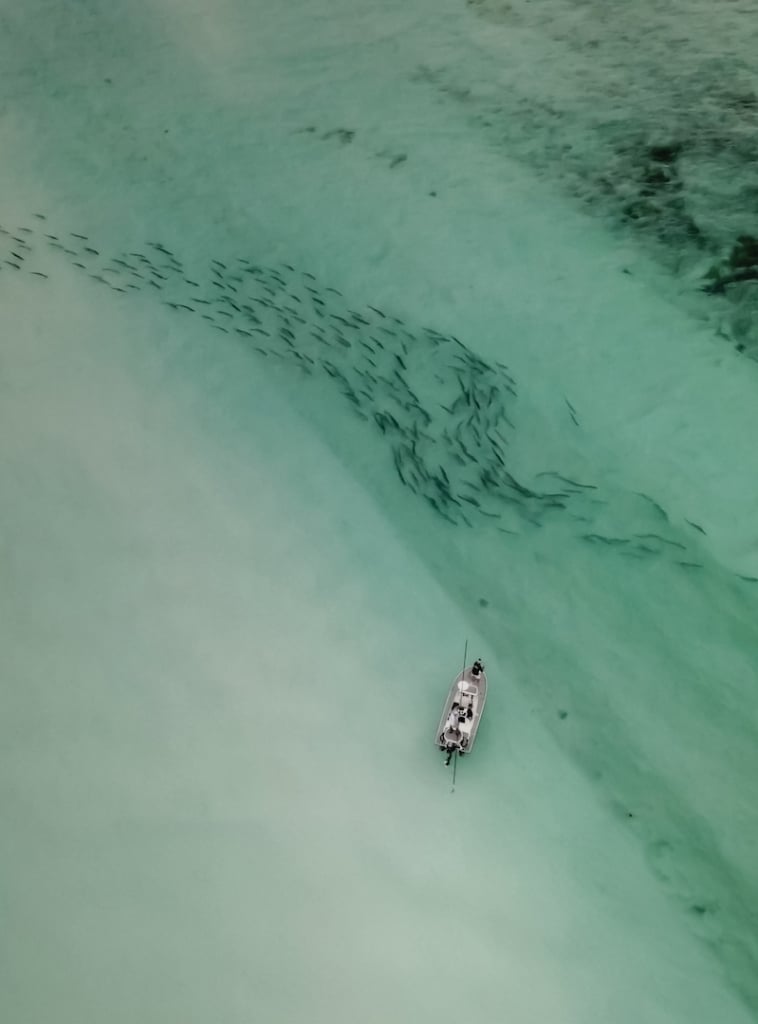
[458,691,474,720]
[471,658,484,678]
[444,712,460,738]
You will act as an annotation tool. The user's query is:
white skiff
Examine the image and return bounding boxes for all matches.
[435,659,487,764]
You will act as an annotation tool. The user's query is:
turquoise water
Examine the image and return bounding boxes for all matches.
[2,2,758,1021]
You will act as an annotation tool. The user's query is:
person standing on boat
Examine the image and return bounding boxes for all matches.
[444,728,460,765]
[471,658,484,678]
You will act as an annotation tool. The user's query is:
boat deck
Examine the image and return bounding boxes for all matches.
[435,666,487,755]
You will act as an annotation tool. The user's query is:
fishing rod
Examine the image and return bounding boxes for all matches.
[451,638,468,793]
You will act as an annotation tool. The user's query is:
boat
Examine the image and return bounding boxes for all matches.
[435,658,487,765]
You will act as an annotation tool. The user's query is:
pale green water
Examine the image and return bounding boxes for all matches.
[2,2,758,1022]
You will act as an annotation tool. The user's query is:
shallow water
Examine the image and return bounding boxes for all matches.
[2,2,758,1021]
